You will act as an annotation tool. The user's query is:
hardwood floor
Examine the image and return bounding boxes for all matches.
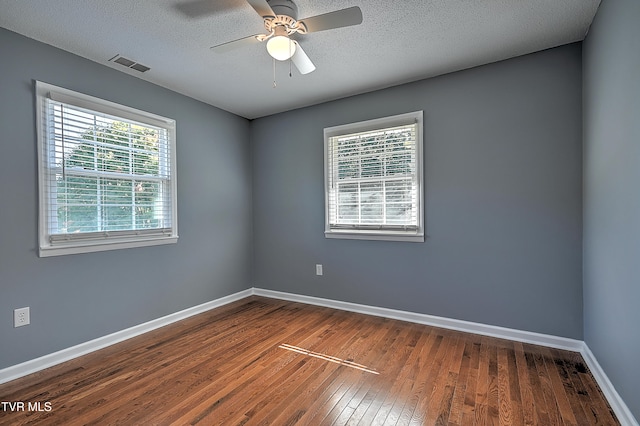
[0,297,618,425]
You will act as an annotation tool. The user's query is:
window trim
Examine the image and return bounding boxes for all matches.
[35,81,178,257]
[323,111,424,242]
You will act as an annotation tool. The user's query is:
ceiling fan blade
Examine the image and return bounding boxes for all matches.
[291,41,316,74]
[210,35,262,53]
[246,0,275,18]
[298,6,362,33]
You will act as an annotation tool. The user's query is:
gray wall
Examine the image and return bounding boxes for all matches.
[251,44,584,339]
[4,10,637,417]
[583,0,640,420]
[0,28,253,369]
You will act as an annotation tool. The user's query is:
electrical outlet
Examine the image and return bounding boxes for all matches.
[316,264,323,276]
[14,307,30,327]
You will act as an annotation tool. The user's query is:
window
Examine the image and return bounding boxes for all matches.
[324,111,424,242]
[36,81,178,256]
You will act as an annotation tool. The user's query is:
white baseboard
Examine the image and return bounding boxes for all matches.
[580,344,639,426]
[252,288,584,351]
[0,289,252,385]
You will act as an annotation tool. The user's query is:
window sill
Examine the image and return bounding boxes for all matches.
[39,235,178,257]
[325,230,424,243]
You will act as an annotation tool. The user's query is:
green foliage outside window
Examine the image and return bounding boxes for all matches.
[56,121,163,233]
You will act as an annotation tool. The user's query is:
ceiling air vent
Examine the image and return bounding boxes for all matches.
[108,54,150,73]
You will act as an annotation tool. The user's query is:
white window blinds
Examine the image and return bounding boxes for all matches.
[324,111,424,242]
[36,82,178,256]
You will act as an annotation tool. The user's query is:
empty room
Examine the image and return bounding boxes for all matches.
[0,0,638,424]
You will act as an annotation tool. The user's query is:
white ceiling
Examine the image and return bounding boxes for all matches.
[0,0,600,119]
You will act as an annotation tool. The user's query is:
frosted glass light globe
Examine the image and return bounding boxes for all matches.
[266,35,296,61]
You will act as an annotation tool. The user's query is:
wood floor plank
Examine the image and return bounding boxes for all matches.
[541,347,581,426]
[554,348,614,426]
[354,325,427,426]
[513,343,536,426]
[576,362,619,424]
[506,345,524,426]
[521,345,551,425]
[364,327,439,426]
[532,349,562,425]
[0,296,619,426]
[473,337,491,426]
[459,340,482,425]
[444,339,470,426]
[419,332,464,425]
[497,346,514,426]
[336,320,407,425]
[487,340,501,425]
[397,329,452,424]
[397,329,451,425]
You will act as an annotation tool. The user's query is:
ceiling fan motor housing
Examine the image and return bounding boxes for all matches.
[267,0,298,20]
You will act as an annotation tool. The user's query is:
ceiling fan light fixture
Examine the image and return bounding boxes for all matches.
[266,35,296,61]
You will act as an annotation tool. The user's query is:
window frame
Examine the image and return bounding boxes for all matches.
[35,81,178,257]
[324,111,424,242]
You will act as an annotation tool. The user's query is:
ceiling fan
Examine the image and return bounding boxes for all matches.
[210,0,363,75]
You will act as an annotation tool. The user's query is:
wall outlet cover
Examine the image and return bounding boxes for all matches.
[14,307,30,327]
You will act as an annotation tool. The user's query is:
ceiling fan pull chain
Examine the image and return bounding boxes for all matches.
[273,58,277,88]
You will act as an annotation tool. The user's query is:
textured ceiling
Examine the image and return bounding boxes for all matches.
[0,0,600,119]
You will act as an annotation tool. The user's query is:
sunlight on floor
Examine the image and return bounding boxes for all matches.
[278,343,380,375]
